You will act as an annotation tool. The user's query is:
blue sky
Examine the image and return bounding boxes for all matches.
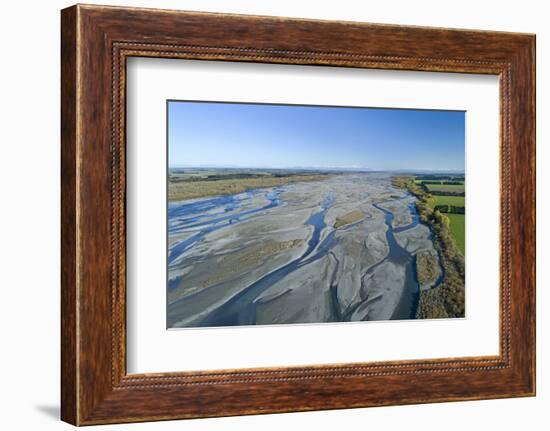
[168,101,465,171]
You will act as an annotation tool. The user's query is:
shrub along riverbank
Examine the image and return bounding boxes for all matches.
[392,176,465,319]
[168,173,332,201]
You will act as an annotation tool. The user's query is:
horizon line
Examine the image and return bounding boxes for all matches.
[168,165,465,173]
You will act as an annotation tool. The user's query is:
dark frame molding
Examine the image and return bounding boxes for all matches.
[61,4,535,425]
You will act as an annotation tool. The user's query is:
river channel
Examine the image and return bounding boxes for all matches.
[167,184,444,327]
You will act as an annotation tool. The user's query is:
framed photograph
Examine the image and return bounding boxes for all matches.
[61,4,535,425]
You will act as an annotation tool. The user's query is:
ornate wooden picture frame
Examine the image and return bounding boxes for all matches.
[61,4,535,425]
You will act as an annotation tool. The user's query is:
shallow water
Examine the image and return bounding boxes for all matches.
[167,189,281,267]
[198,193,336,326]
[374,201,420,320]
[167,180,444,327]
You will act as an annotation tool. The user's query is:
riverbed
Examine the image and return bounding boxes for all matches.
[167,173,443,328]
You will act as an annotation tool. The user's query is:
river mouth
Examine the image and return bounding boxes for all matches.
[167,174,444,328]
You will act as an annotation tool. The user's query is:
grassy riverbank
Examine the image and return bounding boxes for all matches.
[393,176,465,319]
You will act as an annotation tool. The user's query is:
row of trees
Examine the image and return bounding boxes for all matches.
[419,183,465,197]
[415,175,465,182]
[428,190,465,197]
[392,176,465,319]
[433,205,465,214]
[420,180,463,185]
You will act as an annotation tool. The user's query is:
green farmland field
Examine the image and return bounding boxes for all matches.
[425,183,465,193]
[445,213,465,255]
[427,195,465,209]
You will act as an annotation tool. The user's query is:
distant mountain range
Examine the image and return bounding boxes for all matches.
[168,165,465,175]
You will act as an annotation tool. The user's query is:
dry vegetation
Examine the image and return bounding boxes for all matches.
[415,251,439,286]
[225,239,305,271]
[169,174,331,201]
[334,210,364,228]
